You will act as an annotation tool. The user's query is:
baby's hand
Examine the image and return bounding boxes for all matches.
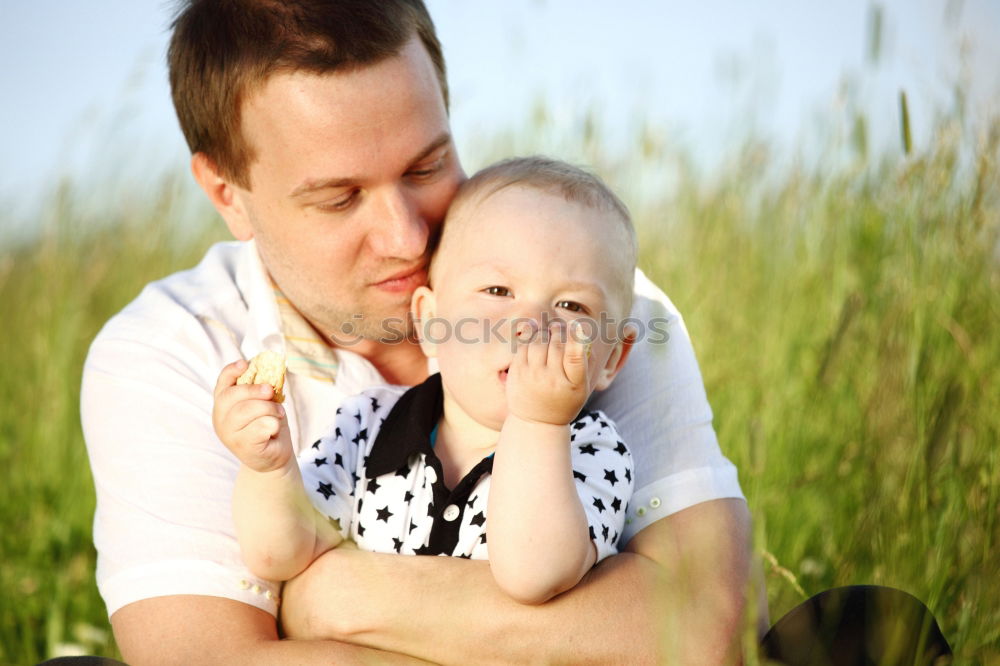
[212,359,292,473]
[505,320,592,426]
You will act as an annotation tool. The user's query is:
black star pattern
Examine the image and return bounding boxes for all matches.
[351,471,360,487]
[392,537,403,553]
[334,427,342,440]
[573,470,587,482]
[353,411,362,423]
[409,520,418,533]
[603,469,619,486]
[312,457,327,467]
[370,397,382,412]
[611,497,622,513]
[334,453,344,468]
[457,553,472,559]
[404,490,414,503]
[367,477,381,494]
[599,419,609,430]
[357,524,365,537]
[316,482,334,500]
[395,464,410,478]
[376,506,394,523]
[352,428,368,446]
[614,440,628,455]
[589,525,596,540]
[469,511,485,527]
[624,468,632,483]
[311,439,321,450]
[612,530,618,544]
[570,433,576,442]
[602,524,610,541]
[572,421,587,431]
[479,533,487,544]
[336,407,342,415]
[592,497,606,513]
[357,497,364,513]
[578,443,598,456]
[467,495,478,508]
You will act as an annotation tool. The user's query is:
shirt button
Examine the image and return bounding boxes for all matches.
[425,468,437,484]
[442,504,460,521]
[649,497,662,509]
[636,506,647,517]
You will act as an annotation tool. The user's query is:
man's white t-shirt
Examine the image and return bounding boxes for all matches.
[81,240,743,617]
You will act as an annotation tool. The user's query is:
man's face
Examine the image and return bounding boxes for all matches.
[229,37,464,343]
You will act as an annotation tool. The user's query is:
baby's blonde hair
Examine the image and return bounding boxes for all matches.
[435,156,637,315]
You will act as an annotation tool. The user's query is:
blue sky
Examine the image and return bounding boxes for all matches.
[1,1,998,216]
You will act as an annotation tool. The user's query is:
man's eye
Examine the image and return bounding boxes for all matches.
[408,157,445,179]
[485,286,511,297]
[317,190,358,212]
[556,300,587,313]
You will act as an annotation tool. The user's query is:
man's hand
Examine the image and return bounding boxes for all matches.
[212,359,292,472]
[505,319,591,426]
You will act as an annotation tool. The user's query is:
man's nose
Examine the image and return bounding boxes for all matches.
[367,187,430,260]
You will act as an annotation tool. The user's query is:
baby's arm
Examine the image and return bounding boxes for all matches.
[487,322,597,605]
[213,360,342,581]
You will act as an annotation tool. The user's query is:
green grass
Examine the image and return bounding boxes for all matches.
[1,119,997,663]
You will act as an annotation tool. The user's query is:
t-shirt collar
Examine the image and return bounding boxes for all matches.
[366,373,445,477]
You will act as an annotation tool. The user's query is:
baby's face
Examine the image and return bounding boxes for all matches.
[416,184,632,431]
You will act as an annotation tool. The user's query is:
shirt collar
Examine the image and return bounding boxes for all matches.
[235,239,285,361]
[235,239,340,383]
[366,373,444,477]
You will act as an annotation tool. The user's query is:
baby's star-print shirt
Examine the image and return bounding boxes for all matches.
[300,373,634,561]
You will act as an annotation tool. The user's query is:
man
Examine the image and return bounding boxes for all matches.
[81,1,753,663]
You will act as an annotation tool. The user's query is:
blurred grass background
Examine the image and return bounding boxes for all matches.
[1,102,999,664]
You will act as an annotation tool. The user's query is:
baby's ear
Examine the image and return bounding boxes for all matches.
[593,324,638,391]
[410,286,438,358]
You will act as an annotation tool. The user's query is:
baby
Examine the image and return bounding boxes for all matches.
[213,156,638,604]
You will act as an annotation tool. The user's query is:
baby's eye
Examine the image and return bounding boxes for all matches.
[485,286,511,297]
[556,300,587,314]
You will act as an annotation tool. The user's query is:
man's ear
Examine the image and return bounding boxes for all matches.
[410,285,438,358]
[593,324,638,391]
[190,152,254,241]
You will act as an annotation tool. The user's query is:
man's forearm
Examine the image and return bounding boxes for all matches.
[282,498,754,665]
[112,595,432,666]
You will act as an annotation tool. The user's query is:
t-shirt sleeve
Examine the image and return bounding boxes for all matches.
[585,269,743,544]
[569,410,634,563]
[298,394,373,539]
[81,330,281,618]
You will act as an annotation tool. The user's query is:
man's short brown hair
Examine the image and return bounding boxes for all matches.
[169,0,447,189]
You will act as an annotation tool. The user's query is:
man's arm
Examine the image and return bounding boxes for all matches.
[111,596,432,665]
[282,498,753,665]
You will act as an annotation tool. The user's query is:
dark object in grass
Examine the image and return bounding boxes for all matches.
[761,585,952,665]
